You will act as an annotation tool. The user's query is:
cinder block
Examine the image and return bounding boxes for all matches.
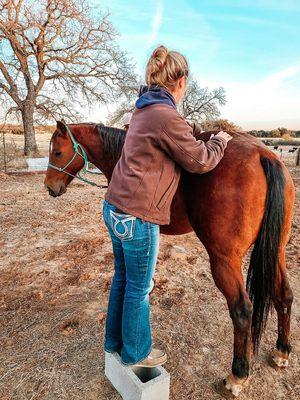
[105,351,170,400]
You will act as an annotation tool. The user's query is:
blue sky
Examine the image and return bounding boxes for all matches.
[95,0,300,129]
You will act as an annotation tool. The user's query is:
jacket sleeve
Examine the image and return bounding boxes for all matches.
[159,114,228,174]
[188,122,203,138]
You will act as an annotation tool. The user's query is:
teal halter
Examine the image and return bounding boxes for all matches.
[48,124,108,189]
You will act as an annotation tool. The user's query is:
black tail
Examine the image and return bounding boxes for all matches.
[246,156,285,353]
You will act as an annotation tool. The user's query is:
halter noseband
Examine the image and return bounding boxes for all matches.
[48,124,108,189]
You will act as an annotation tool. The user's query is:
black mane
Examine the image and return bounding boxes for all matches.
[96,123,127,163]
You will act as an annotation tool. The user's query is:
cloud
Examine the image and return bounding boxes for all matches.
[261,62,300,89]
[147,0,164,46]
[200,61,300,129]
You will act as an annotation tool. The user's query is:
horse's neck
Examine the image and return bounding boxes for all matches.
[71,124,115,181]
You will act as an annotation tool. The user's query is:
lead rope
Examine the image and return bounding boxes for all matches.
[48,125,108,189]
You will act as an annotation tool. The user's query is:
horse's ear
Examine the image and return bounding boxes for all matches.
[56,120,67,135]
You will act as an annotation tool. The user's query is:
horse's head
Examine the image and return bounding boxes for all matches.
[44,121,85,197]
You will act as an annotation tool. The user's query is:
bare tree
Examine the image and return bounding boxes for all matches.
[107,77,226,127]
[179,78,226,124]
[107,84,139,127]
[0,0,137,155]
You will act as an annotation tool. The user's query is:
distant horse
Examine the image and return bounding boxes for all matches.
[45,121,295,397]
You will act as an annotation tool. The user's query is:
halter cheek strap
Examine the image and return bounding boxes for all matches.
[48,125,108,189]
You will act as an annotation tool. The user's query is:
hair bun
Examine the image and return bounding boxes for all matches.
[145,45,188,89]
[149,45,169,73]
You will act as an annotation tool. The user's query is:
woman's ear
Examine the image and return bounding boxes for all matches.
[178,76,186,90]
[56,120,67,135]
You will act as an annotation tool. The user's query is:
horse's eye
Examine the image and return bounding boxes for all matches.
[54,151,62,157]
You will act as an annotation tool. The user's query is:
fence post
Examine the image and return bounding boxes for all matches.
[296,148,300,166]
[2,133,7,173]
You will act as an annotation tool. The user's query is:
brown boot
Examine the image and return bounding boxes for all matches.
[133,348,167,368]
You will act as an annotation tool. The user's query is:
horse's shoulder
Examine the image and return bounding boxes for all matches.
[196,130,267,156]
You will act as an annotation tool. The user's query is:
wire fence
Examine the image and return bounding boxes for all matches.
[268,145,300,167]
[1,133,299,174]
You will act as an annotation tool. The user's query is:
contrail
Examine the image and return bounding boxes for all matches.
[147,0,164,46]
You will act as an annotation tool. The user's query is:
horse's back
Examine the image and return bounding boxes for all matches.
[162,131,294,243]
[163,132,272,244]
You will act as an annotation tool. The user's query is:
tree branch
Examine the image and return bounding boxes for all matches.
[0,0,138,129]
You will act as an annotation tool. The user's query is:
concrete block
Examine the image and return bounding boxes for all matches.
[105,351,170,400]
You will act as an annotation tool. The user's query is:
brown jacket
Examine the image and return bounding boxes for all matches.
[105,104,227,225]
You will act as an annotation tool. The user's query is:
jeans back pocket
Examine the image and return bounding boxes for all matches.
[110,210,136,241]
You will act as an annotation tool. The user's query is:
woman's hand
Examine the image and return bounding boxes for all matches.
[210,131,232,143]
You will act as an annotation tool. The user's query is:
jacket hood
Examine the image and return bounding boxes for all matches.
[135,85,176,110]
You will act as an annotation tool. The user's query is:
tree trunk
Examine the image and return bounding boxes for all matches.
[296,148,300,166]
[22,103,38,156]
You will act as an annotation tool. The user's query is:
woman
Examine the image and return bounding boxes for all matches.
[102,45,232,368]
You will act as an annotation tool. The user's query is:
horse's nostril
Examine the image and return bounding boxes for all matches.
[47,187,57,197]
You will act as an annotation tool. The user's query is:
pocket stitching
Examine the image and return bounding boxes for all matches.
[110,210,136,241]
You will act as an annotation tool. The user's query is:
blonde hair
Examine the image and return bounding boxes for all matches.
[145,45,189,90]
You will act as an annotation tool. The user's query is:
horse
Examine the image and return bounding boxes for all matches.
[44,121,295,397]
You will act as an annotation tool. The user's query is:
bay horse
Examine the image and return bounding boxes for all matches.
[44,121,295,397]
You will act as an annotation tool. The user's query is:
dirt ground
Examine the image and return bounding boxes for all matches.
[0,166,299,400]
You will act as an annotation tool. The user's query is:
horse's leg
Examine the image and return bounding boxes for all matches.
[209,253,253,397]
[271,249,293,367]
[271,168,294,368]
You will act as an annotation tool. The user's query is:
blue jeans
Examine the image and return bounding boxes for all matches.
[102,199,160,365]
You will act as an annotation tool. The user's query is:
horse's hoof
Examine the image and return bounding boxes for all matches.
[271,349,289,368]
[224,373,249,397]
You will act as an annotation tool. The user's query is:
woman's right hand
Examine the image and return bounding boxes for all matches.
[211,131,232,143]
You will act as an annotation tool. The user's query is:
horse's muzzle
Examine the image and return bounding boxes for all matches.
[46,184,66,197]
[48,187,60,197]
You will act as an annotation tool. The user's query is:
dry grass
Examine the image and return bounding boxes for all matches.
[0,124,55,134]
[0,169,299,400]
[0,135,27,171]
